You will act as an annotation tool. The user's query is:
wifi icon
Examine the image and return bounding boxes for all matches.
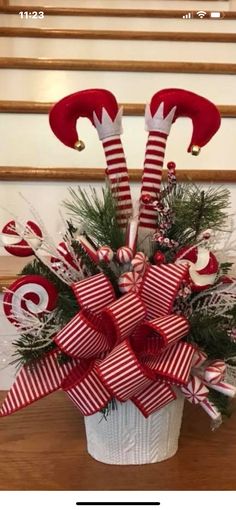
[197,10,207,18]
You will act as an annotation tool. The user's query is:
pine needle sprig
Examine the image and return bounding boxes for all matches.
[64,186,125,249]
[163,183,230,247]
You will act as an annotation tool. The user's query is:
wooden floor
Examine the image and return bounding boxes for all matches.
[0,391,236,490]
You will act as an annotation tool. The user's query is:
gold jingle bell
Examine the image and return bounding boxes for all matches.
[74,140,85,152]
[191,145,201,156]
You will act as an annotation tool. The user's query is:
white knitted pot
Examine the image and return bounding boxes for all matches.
[84,393,185,465]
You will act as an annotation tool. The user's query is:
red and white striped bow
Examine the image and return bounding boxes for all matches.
[0,262,197,419]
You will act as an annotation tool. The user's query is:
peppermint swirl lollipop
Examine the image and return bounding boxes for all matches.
[3,275,58,326]
[1,220,42,257]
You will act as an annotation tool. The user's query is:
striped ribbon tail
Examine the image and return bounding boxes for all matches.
[102,135,133,227]
[132,380,176,418]
[0,351,78,417]
[140,263,188,319]
[148,341,196,386]
[62,362,111,416]
[139,130,167,229]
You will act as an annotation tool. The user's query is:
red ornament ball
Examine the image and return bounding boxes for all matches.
[153,251,166,265]
[141,193,153,205]
[167,161,176,170]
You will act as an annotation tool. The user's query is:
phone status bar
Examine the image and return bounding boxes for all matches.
[182,11,225,19]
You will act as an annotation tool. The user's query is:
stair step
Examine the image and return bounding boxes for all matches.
[1,38,234,63]
[0,69,235,104]
[0,113,235,169]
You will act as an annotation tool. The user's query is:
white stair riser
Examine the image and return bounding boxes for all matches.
[0,69,235,104]
[1,15,235,32]
[0,113,235,169]
[1,38,235,63]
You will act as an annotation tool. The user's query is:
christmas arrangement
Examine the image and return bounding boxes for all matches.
[1,87,236,465]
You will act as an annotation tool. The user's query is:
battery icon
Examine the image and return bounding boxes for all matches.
[210,12,222,18]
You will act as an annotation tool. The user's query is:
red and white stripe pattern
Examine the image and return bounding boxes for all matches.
[76,235,98,263]
[181,375,209,404]
[191,349,207,369]
[116,246,133,264]
[140,263,188,319]
[200,399,222,421]
[72,273,115,314]
[102,293,146,343]
[54,311,110,358]
[139,314,189,351]
[102,135,132,227]
[0,350,78,417]
[97,339,153,401]
[147,341,195,386]
[62,362,110,416]
[204,361,226,384]
[132,380,176,417]
[139,131,167,229]
[204,380,236,398]
[97,245,114,263]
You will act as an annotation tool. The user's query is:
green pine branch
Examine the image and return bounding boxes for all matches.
[64,186,125,250]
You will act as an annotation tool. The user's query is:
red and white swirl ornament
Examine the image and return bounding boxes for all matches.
[116,246,133,264]
[118,271,142,294]
[97,245,114,263]
[1,220,42,257]
[176,246,219,291]
[131,252,148,274]
[3,275,58,325]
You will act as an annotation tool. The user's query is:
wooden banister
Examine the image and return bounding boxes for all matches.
[0,167,235,183]
[0,101,235,118]
[0,58,235,75]
[0,28,236,43]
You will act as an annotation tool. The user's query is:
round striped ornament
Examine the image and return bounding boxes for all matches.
[116,246,133,264]
[204,361,226,384]
[181,375,209,404]
[118,271,142,294]
[131,252,148,274]
[97,245,114,263]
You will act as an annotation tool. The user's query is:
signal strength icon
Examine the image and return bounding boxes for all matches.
[197,10,207,18]
[182,12,192,19]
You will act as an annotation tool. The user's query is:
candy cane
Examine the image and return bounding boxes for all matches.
[139,88,221,230]
[49,89,132,227]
